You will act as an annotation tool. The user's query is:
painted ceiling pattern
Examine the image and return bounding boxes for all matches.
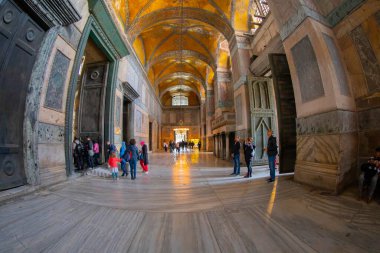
[111,0,269,105]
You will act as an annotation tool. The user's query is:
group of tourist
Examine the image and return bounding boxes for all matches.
[107,139,149,181]
[72,136,100,171]
[230,129,278,182]
[163,140,201,153]
[73,137,149,181]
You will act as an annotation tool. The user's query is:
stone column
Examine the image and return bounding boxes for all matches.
[205,89,215,152]
[215,71,234,116]
[268,0,357,193]
[230,33,252,140]
[225,133,230,160]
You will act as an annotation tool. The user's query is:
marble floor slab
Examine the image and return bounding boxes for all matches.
[0,151,379,253]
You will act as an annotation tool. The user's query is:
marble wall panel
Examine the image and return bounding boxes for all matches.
[297,135,340,165]
[38,143,65,169]
[322,33,351,96]
[115,96,121,128]
[291,36,325,103]
[44,51,70,111]
[235,94,242,126]
[38,123,65,144]
[135,110,142,133]
[358,107,380,131]
[351,25,380,92]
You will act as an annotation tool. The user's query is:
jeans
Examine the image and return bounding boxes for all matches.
[121,159,128,176]
[129,159,137,179]
[246,158,252,177]
[268,155,276,180]
[233,155,240,175]
[359,172,378,198]
[87,155,94,169]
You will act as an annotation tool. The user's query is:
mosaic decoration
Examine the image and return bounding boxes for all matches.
[44,51,70,110]
[351,26,380,92]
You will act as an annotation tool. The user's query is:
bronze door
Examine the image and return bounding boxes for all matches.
[0,1,45,190]
[78,63,108,152]
[269,54,297,173]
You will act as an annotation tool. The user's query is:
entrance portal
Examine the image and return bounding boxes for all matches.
[174,128,188,143]
[72,38,109,165]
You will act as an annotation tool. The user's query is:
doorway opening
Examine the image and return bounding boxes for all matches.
[123,97,132,142]
[71,37,109,171]
[149,122,153,151]
[174,128,188,143]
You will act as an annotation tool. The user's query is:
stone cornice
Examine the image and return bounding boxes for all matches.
[23,0,81,28]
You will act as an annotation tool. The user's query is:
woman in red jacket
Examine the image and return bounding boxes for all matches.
[108,152,122,180]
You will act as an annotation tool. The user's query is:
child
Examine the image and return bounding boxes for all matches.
[108,152,122,180]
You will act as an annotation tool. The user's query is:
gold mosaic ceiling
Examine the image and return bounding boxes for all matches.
[111,0,254,105]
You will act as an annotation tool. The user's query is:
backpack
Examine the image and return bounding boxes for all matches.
[75,143,84,156]
[122,150,131,162]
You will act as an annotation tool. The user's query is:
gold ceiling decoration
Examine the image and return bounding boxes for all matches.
[111,0,258,105]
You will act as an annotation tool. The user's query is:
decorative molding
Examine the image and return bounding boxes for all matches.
[233,75,248,90]
[327,0,366,27]
[122,81,140,102]
[88,0,129,58]
[23,0,81,28]
[279,5,328,41]
[296,110,357,136]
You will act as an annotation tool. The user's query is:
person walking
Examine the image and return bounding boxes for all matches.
[264,130,278,183]
[243,137,256,178]
[106,140,116,163]
[127,139,139,180]
[139,141,149,174]
[119,141,129,177]
[108,152,122,181]
[230,136,241,176]
[163,142,168,152]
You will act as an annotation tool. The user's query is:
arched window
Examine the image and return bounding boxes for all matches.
[172,95,188,106]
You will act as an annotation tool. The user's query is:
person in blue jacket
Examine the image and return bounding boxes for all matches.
[127,139,140,180]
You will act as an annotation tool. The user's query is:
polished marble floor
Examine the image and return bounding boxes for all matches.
[0,151,379,253]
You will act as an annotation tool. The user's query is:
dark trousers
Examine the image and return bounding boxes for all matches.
[129,159,137,179]
[246,159,252,177]
[87,155,94,169]
[121,159,128,176]
[233,155,240,175]
[268,155,276,180]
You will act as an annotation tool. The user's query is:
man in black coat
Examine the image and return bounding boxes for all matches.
[264,130,278,182]
[230,136,241,176]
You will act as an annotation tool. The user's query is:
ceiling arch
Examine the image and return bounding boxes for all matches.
[128,7,235,43]
[111,0,257,107]
[148,50,217,72]
[155,72,206,90]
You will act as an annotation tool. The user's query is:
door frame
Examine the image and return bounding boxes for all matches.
[64,16,120,176]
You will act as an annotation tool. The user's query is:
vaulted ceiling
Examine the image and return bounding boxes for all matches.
[110,0,262,106]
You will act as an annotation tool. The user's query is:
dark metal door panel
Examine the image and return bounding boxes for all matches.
[269,54,297,173]
[79,63,108,142]
[0,1,45,190]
